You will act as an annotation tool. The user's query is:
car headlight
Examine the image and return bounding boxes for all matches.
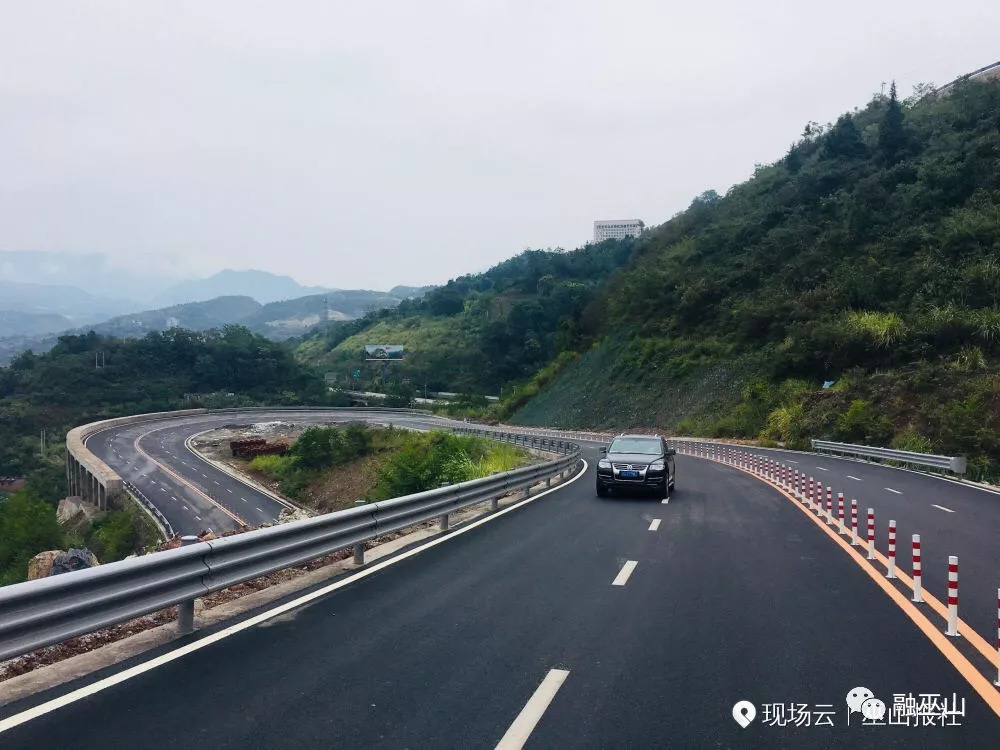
[598,459,611,469]
[649,459,665,470]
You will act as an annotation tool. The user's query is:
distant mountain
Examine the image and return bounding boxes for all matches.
[0,288,413,364]
[80,296,263,338]
[0,250,176,302]
[0,310,73,337]
[0,281,140,326]
[388,285,436,299]
[155,269,330,306]
[241,291,407,339]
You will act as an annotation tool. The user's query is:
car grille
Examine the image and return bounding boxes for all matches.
[613,463,648,471]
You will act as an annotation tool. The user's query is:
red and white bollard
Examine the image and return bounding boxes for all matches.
[826,487,834,525]
[994,589,1000,687]
[945,556,959,637]
[850,499,858,545]
[887,520,896,578]
[912,534,923,602]
[867,509,875,560]
[808,478,814,509]
[837,493,846,535]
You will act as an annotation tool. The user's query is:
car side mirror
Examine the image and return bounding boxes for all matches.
[599,447,607,455]
[667,448,676,456]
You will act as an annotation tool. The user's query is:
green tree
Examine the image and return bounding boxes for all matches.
[291,426,335,469]
[878,80,906,162]
[821,114,867,159]
[0,490,64,585]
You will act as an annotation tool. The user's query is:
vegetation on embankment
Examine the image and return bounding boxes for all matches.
[512,79,1000,480]
[247,425,531,509]
[0,492,160,586]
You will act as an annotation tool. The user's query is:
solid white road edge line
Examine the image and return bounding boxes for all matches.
[0,460,589,735]
[648,519,661,531]
[612,561,638,586]
[931,504,955,513]
[495,669,570,750]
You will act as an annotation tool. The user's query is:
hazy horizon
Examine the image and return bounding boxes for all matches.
[1,2,997,289]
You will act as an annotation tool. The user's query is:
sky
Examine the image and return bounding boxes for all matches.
[1,1,997,290]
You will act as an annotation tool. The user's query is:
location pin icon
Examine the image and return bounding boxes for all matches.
[732,700,756,729]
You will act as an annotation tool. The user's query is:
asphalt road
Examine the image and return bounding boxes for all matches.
[2,444,997,748]
[84,410,460,536]
[681,440,1000,653]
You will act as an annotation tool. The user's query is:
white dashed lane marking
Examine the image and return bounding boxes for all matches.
[496,669,570,750]
[848,475,862,481]
[648,519,661,531]
[932,504,955,513]
[612,561,638,586]
[816,466,829,471]
[885,487,902,495]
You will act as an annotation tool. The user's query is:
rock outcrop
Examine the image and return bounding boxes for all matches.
[57,496,98,524]
[27,550,62,580]
[27,548,100,580]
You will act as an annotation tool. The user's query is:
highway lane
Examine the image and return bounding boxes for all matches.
[687,442,1000,650]
[4,446,998,747]
[86,410,462,537]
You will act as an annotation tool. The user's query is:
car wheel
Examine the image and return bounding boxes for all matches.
[596,482,608,498]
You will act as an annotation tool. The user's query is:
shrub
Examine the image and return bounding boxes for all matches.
[846,311,908,348]
[891,426,934,453]
[834,399,893,444]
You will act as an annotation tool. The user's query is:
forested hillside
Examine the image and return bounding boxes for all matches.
[515,79,1000,479]
[295,241,634,393]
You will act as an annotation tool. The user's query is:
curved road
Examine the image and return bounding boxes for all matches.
[1,428,999,746]
[84,409,458,536]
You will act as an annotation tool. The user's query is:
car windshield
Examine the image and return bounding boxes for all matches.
[609,438,661,455]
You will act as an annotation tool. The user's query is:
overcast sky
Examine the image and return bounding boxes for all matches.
[1,1,997,290]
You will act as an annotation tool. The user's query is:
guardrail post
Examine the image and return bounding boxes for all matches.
[177,535,199,635]
[351,500,367,565]
[439,482,450,530]
[490,471,500,511]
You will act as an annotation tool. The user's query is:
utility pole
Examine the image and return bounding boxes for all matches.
[40,430,46,457]
[95,351,105,369]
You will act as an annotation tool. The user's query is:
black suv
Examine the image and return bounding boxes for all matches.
[596,434,676,497]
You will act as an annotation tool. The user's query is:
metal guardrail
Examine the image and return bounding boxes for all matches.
[0,429,580,662]
[494,424,613,444]
[123,481,176,540]
[811,440,966,475]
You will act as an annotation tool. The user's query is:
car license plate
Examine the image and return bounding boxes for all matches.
[620,470,639,478]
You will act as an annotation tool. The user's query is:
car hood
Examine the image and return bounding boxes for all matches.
[606,452,662,464]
